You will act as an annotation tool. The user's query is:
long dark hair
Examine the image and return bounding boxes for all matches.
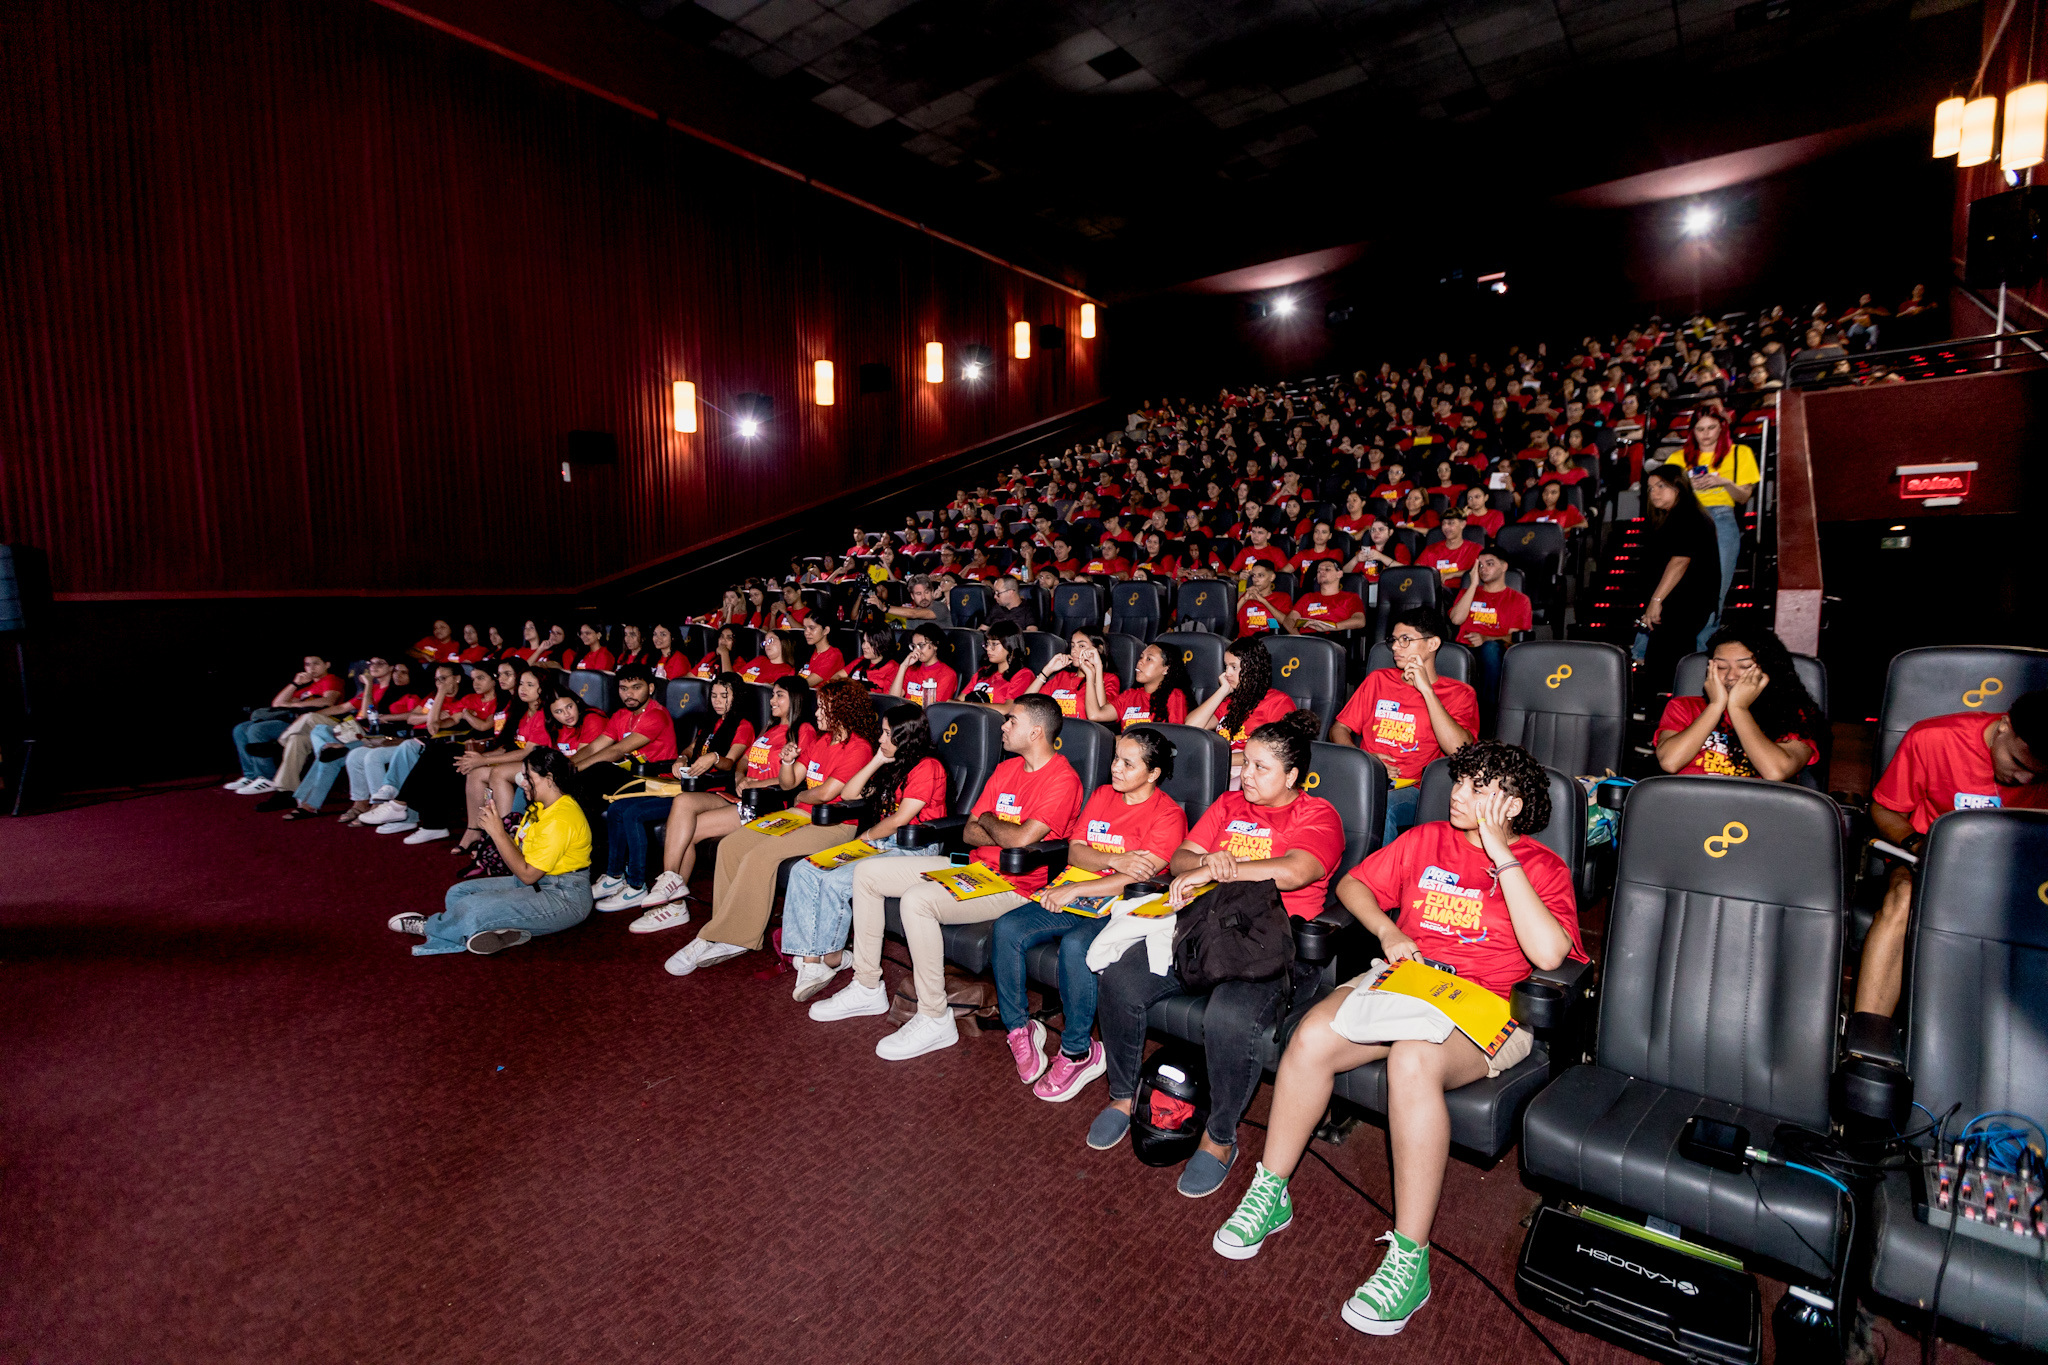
[1220,636,1273,737]
[1141,644,1200,720]
[693,671,749,757]
[545,690,593,748]
[868,710,935,819]
[977,621,1029,683]
[1703,624,1822,741]
[771,676,817,746]
[1644,463,1708,531]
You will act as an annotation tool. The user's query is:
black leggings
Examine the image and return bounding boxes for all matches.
[1641,606,1710,696]
[1097,952,1286,1147]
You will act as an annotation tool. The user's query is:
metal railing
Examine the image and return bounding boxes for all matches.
[1787,329,2048,388]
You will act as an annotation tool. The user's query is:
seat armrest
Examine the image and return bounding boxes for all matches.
[1511,956,1595,1034]
[1293,907,1356,967]
[675,768,732,793]
[1842,1010,1903,1067]
[998,839,1070,878]
[810,797,873,828]
[737,786,797,819]
[897,815,970,852]
[1834,1014,1911,1126]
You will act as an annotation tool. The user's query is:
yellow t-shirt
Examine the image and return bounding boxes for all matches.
[1673,442,1758,509]
[516,795,592,876]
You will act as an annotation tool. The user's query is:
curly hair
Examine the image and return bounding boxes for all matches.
[1702,624,1821,742]
[867,711,935,818]
[1445,739,1551,835]
[815,678,882,747]
[1220,636,1273,738]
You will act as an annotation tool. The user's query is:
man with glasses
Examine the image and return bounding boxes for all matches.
[1330,607,1479,845]
[982,575,1039,633]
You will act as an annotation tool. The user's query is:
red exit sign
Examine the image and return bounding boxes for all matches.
[1895,462,1976,501]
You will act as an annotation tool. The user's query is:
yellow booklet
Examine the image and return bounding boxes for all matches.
[1118,881,1213,919]
[921,862,1018,901]
[744,808,813,836]
[1367,959,1517,1058]
[806,838,883,870]
[1036,866,1116,916]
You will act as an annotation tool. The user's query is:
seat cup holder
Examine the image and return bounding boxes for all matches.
[1510,979,1569,1030]
[1293,918,1337,965]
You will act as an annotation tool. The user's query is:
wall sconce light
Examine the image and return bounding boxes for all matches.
[1934,96,1966,157]
[2002,82,2047,171]
[1959,95,1999,167]
[925,341,944,383]
[672,380,697,434]
[813,360,835,406]
[1013,320,1031,359]
[1079,303,1096,339]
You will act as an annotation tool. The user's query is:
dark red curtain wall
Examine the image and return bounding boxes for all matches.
[0,0,1101,599]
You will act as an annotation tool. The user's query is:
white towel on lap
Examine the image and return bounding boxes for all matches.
[1084,904,1178,976]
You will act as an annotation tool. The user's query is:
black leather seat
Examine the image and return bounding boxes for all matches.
[1673,651,1830,722]
[1127,722,1229,824]
[882,703,1004,974]
[1374,566,1442,627]
[1157,631,1225,701]
[662,677,711,729]
[1875,645,2048,771]
[1522,776,1849,1284]
[1866,809,2048,1349]
[1259,635,1345,738]
[1099,633,1139,692]
[1176,580,1237,635]
[1017,630,1065,676]
[942,628,986,688]
[1052,583,1104,637]
[1107,581,1164,642]
[728,624,762,660]
[1495,640,1628,776]
[1365,639,1474,686]
[1050,718,1114,798]
[567,669,617,713]
[947,584,988,629]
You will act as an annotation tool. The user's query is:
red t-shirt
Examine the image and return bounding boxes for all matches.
[894,756,948,823]
[515,711,551,748]
[1074,784,1189,863]
[1525,506,1585,531]
[970,754,1086,895]
[455,645,489,663]
[413,636,459,662]
[1085,556,1132,577]
[704,718,757,765]
[1653,694,1817,779]
[772,606,811,629]
[574,646,616,673]
[741,722,794,783]
[443,693,495,728]
[857,658,899,692]
[1870,711,2048,833]
[1334,668,1482,784]
[1237,594,1292,635]
[965,666,1035,705]
[1215,688,1299,753]
[385,693,424,715]
[1351,821,1585,997]
[657,652,694,680]
[1352,545,1412,583]
[1111,684,1190,728]
[1456,587,1532,645]
[1466,509,1507,537]
[1335,513,1376,537]
[901,661,957,707]
[740,658,794,686]
[1037,670,1087,718]
[294,674,346,703]
[1420,540,1480,590]
[1185,790,1347,920]
[804,647,847,683]
[552,712,611,756]
[691,655,722,681]
[1230,545,1288,573]
[1289,549,1344,576]
[1293,592,1364,630]
[799,732,874,790]
[604,701,677,763]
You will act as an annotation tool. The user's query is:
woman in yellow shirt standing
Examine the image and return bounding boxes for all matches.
[392,748,594,955]
[1666,409,1758,648]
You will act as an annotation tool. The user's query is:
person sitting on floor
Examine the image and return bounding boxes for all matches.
[388,747,595,957]
[1210,739,1582,1338]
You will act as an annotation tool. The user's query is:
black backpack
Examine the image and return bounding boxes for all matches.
[1171,879,1295,995]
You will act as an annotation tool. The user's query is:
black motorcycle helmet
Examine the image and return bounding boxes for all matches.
[1130,1046,1210,1167]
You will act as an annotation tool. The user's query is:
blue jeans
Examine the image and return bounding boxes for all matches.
[381,739,426,796]
[415,871,592,955]
[1470,639,1506,726]
[1382,783,1421,849]
[780,834,916,957]
[292,724,358,809]
[1698,502,1741,648]
[604,795,672,886]
[231,719,289,779]
[992,901,1108,1056]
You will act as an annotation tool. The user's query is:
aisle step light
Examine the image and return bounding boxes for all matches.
[1080,302,1096,339]
[1014,320,1031,359]
[672,380,697,434]
[813,359,835,407]
[925,341,944,383]
[1959,95,1999,167]
[2002,82,2048,171]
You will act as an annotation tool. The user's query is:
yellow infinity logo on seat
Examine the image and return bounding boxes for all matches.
[1303,771,1321,790]
[1127,592,1141,605]
[1964,677,2003,707]
[943,723,959,743]
[2038,882,2048,906]
[1280,657,1301,678]
[1052,736,1063,750]
[1397,576,1414,592]
[1704,822,1749,858]
[1546,664,1573,689]
[1183,650,1195,663]
[1195,591,1208,605]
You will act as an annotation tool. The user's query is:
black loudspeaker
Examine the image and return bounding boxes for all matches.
[0,544,44,635]
[1035,323,1066,351]
[857,362,892,394]
[734,392,773,423]
[564,430,618,465]
[1244,301,1272,320]
[0,545,23,633]
[1965,187,2046,288]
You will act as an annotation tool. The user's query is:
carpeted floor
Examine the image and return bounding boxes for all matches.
[0,787,1970,1363]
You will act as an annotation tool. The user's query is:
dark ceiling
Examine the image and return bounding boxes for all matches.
[618,0,1981,294]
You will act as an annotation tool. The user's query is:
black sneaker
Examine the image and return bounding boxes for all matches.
[465,928,531,955]
[254,793,296,813]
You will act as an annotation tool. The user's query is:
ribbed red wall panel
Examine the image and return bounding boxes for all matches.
[0,0,1100,598]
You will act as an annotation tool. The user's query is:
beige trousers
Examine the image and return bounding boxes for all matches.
[701,823,851,950]
[849,856,1029,1019]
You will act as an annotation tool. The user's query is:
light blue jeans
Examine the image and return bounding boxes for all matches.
[1698,502,1741,649]
[355,738,426,801]
[292,724,360,809]
[414,870,593,955]
[779,833,918,957]
[230,718,289,779]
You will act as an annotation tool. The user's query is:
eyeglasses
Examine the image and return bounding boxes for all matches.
[1385,633,1429,647]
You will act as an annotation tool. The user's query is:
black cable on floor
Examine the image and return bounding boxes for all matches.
[1241,1118,1572,1365]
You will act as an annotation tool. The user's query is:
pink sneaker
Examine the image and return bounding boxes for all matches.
[1033,1038,1107,1102]
[1006,1021,1048,1084]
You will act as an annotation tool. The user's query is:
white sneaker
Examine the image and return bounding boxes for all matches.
[402,827,450,845]
[809,978,889,1021]
[640,870,688,908]
[628,899,692,935]
[238,778,276,795]
[360,802,410,825]
[592,874,626,900]
[595,882,648,912]
[663,937,747,976]
[791,957,847,1002]
[224,776,254,791]
[876,1011,958,1061]
[387,912,427,935]
[375,819,419,835]
[370,784,397,801]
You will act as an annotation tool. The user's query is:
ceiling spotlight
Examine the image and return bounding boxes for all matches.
[1274,295,1297,316]
[1681,205,1717,237]
[963,361,983,380]
[737,418,760,438]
